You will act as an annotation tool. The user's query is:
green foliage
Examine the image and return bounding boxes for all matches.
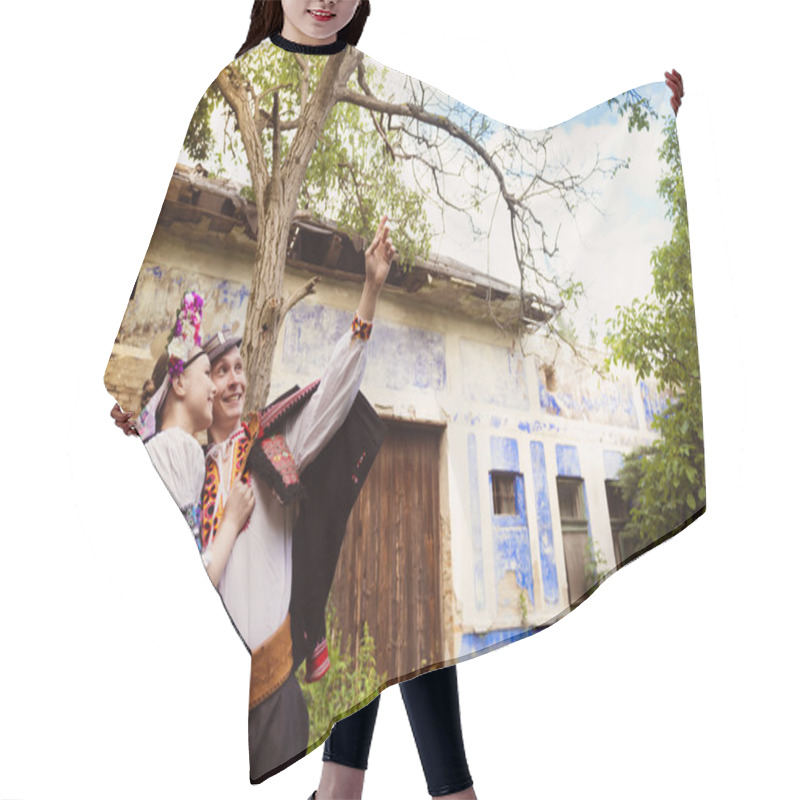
[603,116,705,547]
[554,314,579,345]
[560,278,585,306]
[552,278,587,344]
[518,588,529,628]
[607,89,659,132]
[298,603,388,753]
[588,313,599,347]
[184,84,223,162]
[182,49,433,273]
[300,87,434,273]
[583,538,608,589]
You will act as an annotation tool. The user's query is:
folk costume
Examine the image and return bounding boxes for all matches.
[144,427,206,541]
[139,292,209,543]
[104,24,706,788]
[201,318,386,782]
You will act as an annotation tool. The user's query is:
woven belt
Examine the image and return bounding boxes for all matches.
[249,613,294,711]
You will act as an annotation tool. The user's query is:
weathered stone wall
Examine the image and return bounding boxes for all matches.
[105,220,674,662]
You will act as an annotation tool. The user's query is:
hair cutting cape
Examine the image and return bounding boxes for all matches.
[104,34,705,784]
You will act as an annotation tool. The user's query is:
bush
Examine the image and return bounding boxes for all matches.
[298,602,389,752]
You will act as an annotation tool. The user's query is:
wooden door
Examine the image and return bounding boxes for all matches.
[557,476,591,606]
[328,421,444,681]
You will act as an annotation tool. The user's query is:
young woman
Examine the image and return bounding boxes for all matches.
[134,292,255,588]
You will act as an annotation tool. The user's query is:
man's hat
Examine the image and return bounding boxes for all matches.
[203,328,243,364]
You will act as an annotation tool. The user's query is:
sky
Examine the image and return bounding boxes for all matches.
[179,59,675,347]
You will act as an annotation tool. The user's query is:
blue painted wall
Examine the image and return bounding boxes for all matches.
[283,304,446,391]
[281,304,344,375]
[603,449,624,480]
[369,319,446,391]
[536,358,639,428]
[490,435,520,472]
[530,441,559,605]
[489,436,535,605]
[459,626,527,658]
[639,379,670,430]
[212,278,250,311]
[121,264,251,349]
[555,444,581,477]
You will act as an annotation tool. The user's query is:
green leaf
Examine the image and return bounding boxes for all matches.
[602,115,705,550]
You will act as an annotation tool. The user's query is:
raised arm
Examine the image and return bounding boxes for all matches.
[283,214,394,473]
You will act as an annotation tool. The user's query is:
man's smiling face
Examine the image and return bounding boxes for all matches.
[210,346,247,428]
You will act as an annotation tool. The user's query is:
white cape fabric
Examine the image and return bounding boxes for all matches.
[104,33,705,783]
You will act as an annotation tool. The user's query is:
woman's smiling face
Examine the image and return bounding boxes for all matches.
[280,0,361,45]
[175,350,216,433]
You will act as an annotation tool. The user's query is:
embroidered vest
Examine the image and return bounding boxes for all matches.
[200,381,320,552]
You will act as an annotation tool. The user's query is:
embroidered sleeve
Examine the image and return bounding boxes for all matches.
[181,501,203,551]
[283,313,370,473]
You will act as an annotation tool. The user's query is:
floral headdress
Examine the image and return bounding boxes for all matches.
[137,291,206,441]
[167,291,205,377]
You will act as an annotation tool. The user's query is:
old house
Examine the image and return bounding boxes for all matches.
[105,164,674,680]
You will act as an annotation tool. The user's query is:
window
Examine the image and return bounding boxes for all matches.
[605,481,627,520]
[605,480,631,564]
[491,471,518,516]
[489,469,535,616]
[557,478,587,524]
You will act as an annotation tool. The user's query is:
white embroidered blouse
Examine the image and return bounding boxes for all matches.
[144,427,206,544]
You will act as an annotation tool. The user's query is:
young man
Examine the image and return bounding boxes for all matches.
[200,215,393,783]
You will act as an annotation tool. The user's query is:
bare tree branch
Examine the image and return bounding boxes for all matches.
[215,49,618,401]
[280,275,322,327]
[214,67,271,200]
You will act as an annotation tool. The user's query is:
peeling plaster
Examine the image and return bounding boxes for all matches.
[555,444,581,478]
[460,339,529,410]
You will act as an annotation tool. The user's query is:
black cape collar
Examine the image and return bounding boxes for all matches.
[270,32,348,55]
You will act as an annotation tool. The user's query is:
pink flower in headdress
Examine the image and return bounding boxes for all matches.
[166,291,206,378]
[168,355,184,378]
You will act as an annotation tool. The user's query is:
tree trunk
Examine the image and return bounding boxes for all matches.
[235,48,361,412]
[240,203,290,413]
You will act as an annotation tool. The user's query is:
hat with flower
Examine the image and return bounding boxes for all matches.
[137,291,206,441]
